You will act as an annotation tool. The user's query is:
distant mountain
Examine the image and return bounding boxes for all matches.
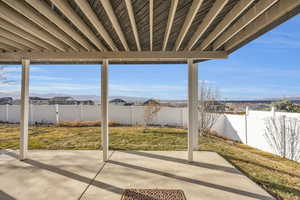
[0,92,148,103]
[1,91,300,103]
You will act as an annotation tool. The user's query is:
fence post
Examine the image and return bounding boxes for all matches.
[30,104,34,124]
[55,104,59,124]
[181,108,184,127]
[245,106,249,144]
[5,104,9,122]
[271,106,276,118]
[130,106,133,125]
[282,115,286,158]
[79,104,83,121]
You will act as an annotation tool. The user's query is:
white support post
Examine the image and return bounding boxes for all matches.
[101,59,109,162]
[20,59,30,160]
[187,59,198,162]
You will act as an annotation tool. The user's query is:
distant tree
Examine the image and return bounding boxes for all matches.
[272,100,300,112]
[264,116,300,161]
[143,99,161,132]
[198,82,223,135]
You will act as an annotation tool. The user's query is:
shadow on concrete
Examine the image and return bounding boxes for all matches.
[123,150,241,175]
[3,151,123,196]
[0,191,16,200]
[108,160,274,200]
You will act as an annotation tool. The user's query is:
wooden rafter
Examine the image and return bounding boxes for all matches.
[0,42,18,52]
[99,0,129,51]
[213,0,279,50]
[0,27,42,50]
[74,0,118,51]
[125,0,141,51]
[225,0,300,52]
[0,35,29,51]
[0,2,67,51]
[162,0,178,51]
[2,0,81,51]
[186,0,229,50]
[149,0,153,51]
[50,0,107,51]
[0,18,54,50]
[199,0,255,50]
[25,0,94,51]
[174,0,203,51]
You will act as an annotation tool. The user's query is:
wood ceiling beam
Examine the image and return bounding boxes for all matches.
[0,51,228,63]
[174,0,203,51]
[162,0,178,51]
[124,0,141,51]
[213,0,279,50]
[0,2,67,51]
[225,0,300,52]
[99,0,129,51]
[74,0,118,51]
[50,0,107,51]
[2,0,81,51]
[0,18,54,50]
[149,0,153,51]
[0,36,29,51]
[0,27,42,50]
[186,0,229,50]
[199,0,255,51]
[0,42,18,52]
[25,0,94,51]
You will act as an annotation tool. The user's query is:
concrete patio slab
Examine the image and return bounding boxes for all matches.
[0,150,106,200]
[0,150,274,200]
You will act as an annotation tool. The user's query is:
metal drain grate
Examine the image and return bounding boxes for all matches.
[121,189,187,200]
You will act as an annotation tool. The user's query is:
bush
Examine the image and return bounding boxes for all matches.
[57,120,118,127]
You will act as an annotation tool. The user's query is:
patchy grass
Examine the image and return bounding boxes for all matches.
[0,123,187,150]
[0,123,299,199]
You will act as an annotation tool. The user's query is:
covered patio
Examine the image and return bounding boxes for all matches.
[0,0,299,199]
[0,0,299,162]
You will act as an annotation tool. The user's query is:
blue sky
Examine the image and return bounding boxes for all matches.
[1,14,300,100]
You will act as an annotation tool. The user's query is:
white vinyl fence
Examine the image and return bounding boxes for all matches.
[0,105,188,127]
[1,105,299,161]
[212,110,300,162]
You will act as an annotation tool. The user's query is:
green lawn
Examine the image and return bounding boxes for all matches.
[0,123,299,200]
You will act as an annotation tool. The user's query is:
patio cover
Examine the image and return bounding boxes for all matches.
[0,0,299,161]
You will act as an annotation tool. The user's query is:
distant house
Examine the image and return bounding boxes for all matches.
[49,97,77,105]
[29,97,50,105]
[0,97,13,105]
[124,102,134,106]
[143,99,160,106]
[109,98,127,106]
[49,97,94,105]
[79,100,95,105]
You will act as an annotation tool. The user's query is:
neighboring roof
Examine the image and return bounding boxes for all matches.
[0,0,299,64]
[109,98,127,103]
[29,96,49,100]
[143,99,160,105]
[50,96,74,101]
